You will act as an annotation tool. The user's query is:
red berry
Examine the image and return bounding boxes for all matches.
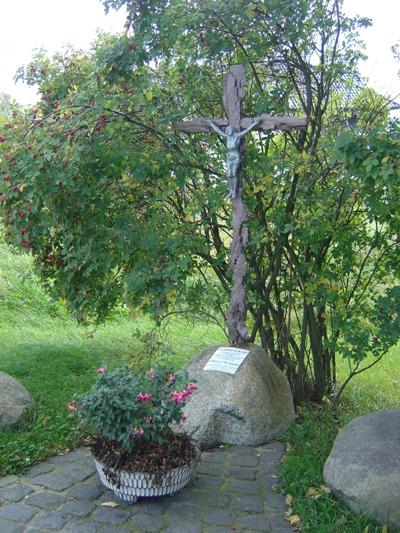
[0,135,6,143]
[3,175,11,181]
[21,226,29,233]
[17,211,25,218]
[21,239,32,249]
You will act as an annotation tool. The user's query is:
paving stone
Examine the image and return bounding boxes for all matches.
[227,465,257,480]
[58,499,96,517]
[47,454,75,465]
[203,508,236,525]
[0,518,25,532]
[25,462,55,477]
[97,526,130,533]
[96,491,132,509]
[163,521,202,533]
[264,490,287,510]
[0,503,37,523]
[257,441,285,453]
[30,473,75,491]
[229,454,259,467]
[48,449,90,465]
[195,462,225,476]
[169,502,201,520]
[135,498,169,515]
[237,513,273,531]
[268,512,292,528]
[182,489,230,507]
[30,512,67,530]
[207,526,237,533]
[201,451,229,464]
[259,462,280,477]
[193,474,223,490]
[58,463,96,482]
[66,479,105,500]
[0,484,33,502]
[24,491,65,510]
[62,520,98,533]
[225,478,261,495]
[258,448,284,463]
[230,445,257,456]
[129,512,163,531]
[230,494,265,513]
[91,506,131,525]
[0,476,18,489]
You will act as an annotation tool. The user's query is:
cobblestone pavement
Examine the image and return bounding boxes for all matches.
[0,442,294,532]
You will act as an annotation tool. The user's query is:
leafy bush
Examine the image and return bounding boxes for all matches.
[70,366,197,451]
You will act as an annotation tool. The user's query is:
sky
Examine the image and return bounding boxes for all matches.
[0,0,399,106]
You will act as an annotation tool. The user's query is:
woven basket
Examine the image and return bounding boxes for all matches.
[93,445,200,503]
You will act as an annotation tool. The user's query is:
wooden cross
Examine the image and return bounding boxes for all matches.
[175,65,307,345]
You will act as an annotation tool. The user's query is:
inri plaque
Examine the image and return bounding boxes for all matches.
[203,347,250,375]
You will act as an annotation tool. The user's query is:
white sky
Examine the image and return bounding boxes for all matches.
[0,0,399,106]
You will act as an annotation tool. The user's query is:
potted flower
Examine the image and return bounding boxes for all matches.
[68,365,199,503]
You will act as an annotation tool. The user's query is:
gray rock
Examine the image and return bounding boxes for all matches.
[323,408,400,528]
[181,344,294,448]
[0,372,32,429]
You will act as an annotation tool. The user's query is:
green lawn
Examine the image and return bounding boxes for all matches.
[0,243,399,531]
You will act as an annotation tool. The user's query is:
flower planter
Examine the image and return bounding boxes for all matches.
[93,445,201,503]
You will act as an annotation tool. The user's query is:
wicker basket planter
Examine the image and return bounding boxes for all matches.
[93,445,200,503]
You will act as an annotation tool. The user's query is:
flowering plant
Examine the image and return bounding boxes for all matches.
[68,366,197,453]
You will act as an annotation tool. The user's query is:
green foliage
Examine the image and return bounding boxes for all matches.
[1,0,400,402]
[72,366,196,450]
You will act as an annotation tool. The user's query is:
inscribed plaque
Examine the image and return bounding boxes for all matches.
[203,347,250,375]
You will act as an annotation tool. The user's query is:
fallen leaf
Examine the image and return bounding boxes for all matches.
[101,501,120,508]
[271,484,280,492]
[306,487,317,497]
[286,514,301,527]
[285,494,294,505]
[320,484,331,493]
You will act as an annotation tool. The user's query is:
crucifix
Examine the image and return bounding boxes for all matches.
[175,65,307,345]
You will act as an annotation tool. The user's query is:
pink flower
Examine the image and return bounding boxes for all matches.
[168,374,176,384]
[144,416,153,424]
[137,392,152,402]
[67,401,77,412]
[132,426,144,436]
[97,367,106,374]
[171,384,197,404]
[171,390,185,403]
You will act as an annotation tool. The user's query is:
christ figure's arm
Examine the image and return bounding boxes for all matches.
[237,117,261,139]
[207,120,227,137]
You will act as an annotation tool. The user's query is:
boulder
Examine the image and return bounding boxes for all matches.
[0,371,33,429]
[180,344,295,448]
[323,409,400,528]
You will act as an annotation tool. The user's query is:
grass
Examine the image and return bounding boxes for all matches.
[1,243,399,531]
[0,244,224,475]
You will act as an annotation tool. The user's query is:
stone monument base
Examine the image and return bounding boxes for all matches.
[180,344,295,448]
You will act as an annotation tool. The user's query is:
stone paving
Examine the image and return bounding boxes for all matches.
[0,442,294,532]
